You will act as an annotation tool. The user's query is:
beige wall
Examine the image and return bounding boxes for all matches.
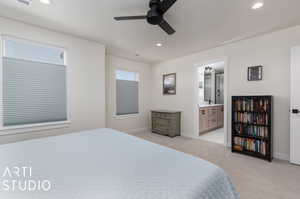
[0,17,106,144]
[151,25,300,160]
[106,55,151,133]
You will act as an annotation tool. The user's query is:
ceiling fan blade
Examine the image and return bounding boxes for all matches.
[160,0,177,13]
[159,19,175,35]
[114,16,147,21]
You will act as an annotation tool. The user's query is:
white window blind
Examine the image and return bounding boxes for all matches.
[2,37,67,127]
[116,70,139,116]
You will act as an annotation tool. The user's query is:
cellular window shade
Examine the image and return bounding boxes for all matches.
[3,57,67,126]
[116,80,139,115]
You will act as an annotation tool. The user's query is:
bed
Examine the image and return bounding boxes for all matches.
[0,128,239,199]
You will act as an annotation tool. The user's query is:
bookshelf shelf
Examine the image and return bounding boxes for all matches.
[232,149,270,161]
[233,122,270,127]
[232,134,269,141]
[232,96,272,162]
[235,111,268,114]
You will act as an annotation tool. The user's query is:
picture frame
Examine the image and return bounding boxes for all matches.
[163,73,176,95]
[248,65,263,81]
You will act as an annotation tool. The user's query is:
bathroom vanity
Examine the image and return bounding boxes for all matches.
[199,104,224,135]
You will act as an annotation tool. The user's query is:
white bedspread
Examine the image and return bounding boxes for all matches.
[0,128,239,199]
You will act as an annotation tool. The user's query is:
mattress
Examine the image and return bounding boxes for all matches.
[0,128,239,199]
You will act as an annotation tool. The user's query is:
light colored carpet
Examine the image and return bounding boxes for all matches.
[198,128,224,145]
[128,131,300,199]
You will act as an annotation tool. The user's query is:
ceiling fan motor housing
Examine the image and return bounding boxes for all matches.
[147,0,163,25]
[147,9,163,25]
[114,0,176,35]
[149,0,161,8]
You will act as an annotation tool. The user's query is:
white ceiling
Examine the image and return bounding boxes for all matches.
[1,0,300,63]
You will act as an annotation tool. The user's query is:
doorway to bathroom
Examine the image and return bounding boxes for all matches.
[197,61,226,145]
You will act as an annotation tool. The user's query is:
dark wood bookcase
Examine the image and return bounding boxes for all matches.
[232,96,272,162]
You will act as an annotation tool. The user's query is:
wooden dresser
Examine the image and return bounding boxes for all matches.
[199,105,224,135]
[151,110,181,137]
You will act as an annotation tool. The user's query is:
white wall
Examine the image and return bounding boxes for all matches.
[151,25,300,160]
[0,17,106,144]
[106,55,151,133]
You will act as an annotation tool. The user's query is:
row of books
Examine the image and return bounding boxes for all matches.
[233,112,269,125]
[233,137,267,155]
[234,98,269,112]
[234,124,269,138]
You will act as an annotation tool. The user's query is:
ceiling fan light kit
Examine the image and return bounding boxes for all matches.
[114,0,177,35]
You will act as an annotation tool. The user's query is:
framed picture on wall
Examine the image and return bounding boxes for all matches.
[248,65,263,81]
[163,73,176,95]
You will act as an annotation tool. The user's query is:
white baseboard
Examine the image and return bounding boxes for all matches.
[181,133,194,139]
[274,152,290,161]
[125,127,150,134]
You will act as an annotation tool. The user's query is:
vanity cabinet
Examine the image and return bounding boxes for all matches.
[199,105,224,134]
[217,106,224,128]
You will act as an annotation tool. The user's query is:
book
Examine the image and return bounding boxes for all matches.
[233,137,267,155]
[234,98,269,112]
[234,112,268,125]
[234,124,268,138]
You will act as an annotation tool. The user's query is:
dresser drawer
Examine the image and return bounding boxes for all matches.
[153,113,173,119]
[152,112,160,118]
[153,118,170,130]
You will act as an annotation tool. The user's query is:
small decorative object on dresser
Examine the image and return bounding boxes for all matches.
[151,110,181,137]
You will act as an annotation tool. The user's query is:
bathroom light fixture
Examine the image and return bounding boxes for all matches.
[205,66,213,73]
[156,43,162,47]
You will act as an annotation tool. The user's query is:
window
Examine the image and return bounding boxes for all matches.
[115,70,139,116]
[1,37,68,130]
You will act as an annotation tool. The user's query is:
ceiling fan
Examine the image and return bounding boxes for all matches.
[114,0,177,35]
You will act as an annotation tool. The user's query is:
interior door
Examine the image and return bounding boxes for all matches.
[290,47,300,165]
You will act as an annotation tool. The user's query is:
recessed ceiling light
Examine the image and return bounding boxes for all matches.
[252,2,264,9]
[40,0,51,5]
[156,43,162,47]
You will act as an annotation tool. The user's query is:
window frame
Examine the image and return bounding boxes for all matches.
[0,35,70,135]
[113,68,140,119]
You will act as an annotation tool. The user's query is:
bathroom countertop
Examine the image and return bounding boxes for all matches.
[199,104,224,108]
